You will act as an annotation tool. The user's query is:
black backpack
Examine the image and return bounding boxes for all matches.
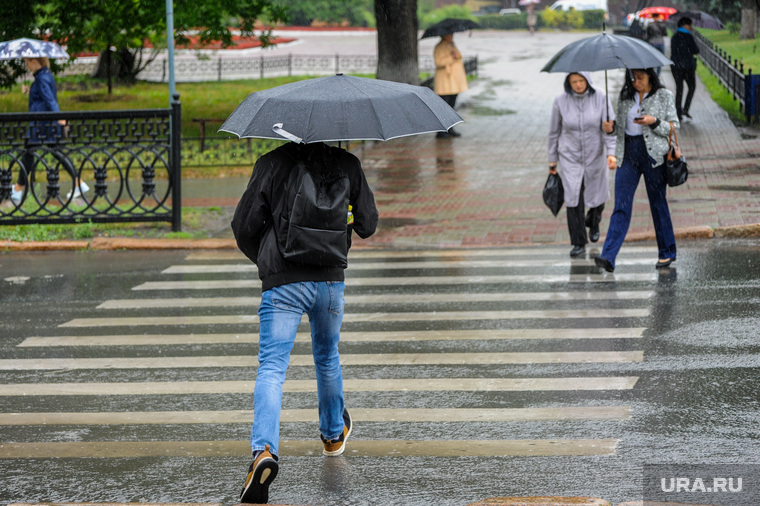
[277,160,350,268]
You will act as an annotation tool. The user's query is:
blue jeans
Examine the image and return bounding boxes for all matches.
[600,135,676,268]
[250,281,346,457]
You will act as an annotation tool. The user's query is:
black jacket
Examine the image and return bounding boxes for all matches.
[232,142,378,291]
[670,30,700,70]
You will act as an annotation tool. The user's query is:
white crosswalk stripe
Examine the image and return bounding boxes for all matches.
[18,328,646,347]
[1,246,651,459]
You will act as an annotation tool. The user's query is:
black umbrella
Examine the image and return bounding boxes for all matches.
[670,11,724,30]
[541,31,673,119]
[420,18,480,39]
[219,73,463,143]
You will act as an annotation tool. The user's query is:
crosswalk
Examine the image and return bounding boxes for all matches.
[0,246,652,461]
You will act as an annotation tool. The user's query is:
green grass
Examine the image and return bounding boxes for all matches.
[0,76,315,139]
[696,64,745,124]
[0,206,225,243]
[691,28,756,125]
[695,29,760,74]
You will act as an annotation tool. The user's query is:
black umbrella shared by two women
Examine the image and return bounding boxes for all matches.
[541,30,673,119]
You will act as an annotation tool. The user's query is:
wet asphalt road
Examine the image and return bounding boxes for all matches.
[1,240,760,505]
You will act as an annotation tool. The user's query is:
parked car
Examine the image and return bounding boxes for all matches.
[549,0,607,12]
[499,8,521,16]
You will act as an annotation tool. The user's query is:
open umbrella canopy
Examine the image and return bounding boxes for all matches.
[541,32,672,73]
[670,10,724,30]
[420,18,480,39]
[637,6,678,19]
[0,38,69,60]
[219,74,463,144]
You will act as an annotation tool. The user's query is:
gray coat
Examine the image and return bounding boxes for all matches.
[614,87,679,162]
[548,72,616,208]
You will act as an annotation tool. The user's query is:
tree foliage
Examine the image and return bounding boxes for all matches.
[0,0,43,88]
[674,0,742,23]
[4,0,287,92]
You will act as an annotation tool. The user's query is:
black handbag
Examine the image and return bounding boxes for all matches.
[664,122,688,187]
[542,171,564,217]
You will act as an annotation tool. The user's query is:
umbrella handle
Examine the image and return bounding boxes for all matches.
[272,123,303,144]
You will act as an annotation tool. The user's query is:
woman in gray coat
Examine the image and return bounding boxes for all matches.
[595,68,679,272]
[548,72,617,257]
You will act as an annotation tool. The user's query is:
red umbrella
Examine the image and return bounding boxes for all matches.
[638,6,678,19]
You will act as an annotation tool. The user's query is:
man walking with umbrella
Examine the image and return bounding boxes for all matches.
[222,75,459,502]
[232,140,378,504]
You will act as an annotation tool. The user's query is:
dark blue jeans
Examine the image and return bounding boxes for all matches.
[600,135,676,268]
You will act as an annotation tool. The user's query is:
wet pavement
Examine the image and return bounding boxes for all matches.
[2,29,760,506]
[175,29,760,248]
[2,240,760,505]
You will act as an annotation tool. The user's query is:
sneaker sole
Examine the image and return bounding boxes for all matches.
[240,459,278,504]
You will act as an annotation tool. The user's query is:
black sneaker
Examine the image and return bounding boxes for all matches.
[240,444,278,504]
[321,408,353,456]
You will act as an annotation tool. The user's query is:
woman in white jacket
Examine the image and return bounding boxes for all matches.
[548,72,617,257]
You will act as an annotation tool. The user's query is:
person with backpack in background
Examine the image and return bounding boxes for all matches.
[231,140,378,504]
[645,13,668,76]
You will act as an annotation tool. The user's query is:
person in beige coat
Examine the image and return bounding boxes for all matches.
[434,33,468,137]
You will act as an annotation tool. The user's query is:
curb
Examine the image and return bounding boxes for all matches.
[467,498,610,505]
[2,224,759,252]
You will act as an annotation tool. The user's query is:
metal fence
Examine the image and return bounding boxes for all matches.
[0,96,182,230]
[692,29,760,123]
[63,54,477,83]
[139,54,472,82]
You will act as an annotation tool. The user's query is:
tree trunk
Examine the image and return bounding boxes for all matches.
[741,0,756,40]
[375,0,419,85]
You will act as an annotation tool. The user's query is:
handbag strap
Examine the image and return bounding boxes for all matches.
[668,122,679,149]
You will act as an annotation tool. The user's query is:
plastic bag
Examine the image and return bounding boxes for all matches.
[542,172,564,217]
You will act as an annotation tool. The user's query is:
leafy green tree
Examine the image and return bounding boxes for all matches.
[674,0,741,23]
[0,0,43,88]
[36,0,287,93]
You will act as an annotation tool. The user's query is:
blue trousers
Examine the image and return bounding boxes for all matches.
[251,281,346,457]
[600,135,676,268]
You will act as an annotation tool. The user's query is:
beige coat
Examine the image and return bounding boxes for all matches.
[434,39,468,96]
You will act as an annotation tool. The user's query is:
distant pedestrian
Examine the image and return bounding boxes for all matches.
[595,68,679,273]
[548,72,616,258]
[11,57,87,204]
[434,33,468,138]
[232,141,378,505]
[645,14,668,76]
[670,16,700,121]
[527,4,538,35]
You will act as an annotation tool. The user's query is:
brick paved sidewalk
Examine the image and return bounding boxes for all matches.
[128,30,760,252]
[354,30,760,250]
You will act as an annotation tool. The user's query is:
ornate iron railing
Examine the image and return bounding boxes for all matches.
[691,29,760,123]
[0,96,182,230]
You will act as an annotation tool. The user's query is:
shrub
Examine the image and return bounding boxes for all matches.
[541,8,562,28]
[727,21,740,35]
[583,9,606,30]
[421,5,475,28]
[565,9,584,30]
[477,13,535,30]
